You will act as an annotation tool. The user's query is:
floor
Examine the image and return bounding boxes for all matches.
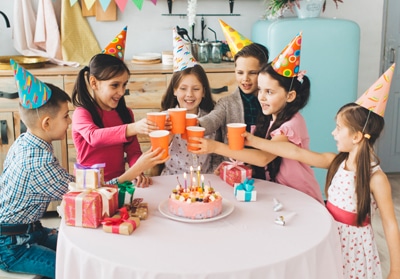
[1,174,398,279]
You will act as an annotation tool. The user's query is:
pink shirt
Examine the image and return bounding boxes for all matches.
[72,107,142,182]
[267,113,324,204]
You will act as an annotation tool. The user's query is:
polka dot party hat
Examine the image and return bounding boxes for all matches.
[355,63,395,117]
[272,32,302,77]
[173,28,197,72]
[219,19,252,57]
[102,26,127,61]
[10,59,52,109]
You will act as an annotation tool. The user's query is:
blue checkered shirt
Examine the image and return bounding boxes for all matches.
[0,132,75,224]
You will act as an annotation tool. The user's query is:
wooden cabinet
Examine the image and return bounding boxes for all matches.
[1,62,235,177]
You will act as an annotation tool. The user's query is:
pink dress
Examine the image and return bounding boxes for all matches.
[327,161,381,279]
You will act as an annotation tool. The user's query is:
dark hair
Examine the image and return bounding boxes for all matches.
[234,43,269,67]
[72,53,131,128]
[161,64,214,112]
[19,83,71,127]
[325,103,384,226]
[253,62,311,181]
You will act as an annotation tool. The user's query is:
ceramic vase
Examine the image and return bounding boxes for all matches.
[294,0,324,18]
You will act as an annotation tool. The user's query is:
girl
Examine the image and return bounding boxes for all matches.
[160,64,222,175]
[72,53,167,186]
[198,43,269,137]
[192,62,323,204]
[241,102,400,278]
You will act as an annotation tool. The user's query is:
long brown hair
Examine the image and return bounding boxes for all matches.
[325,103,384,226]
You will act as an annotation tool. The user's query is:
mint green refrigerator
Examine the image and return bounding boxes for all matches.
[252,18,360,199]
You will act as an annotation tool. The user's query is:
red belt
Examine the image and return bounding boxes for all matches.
[326,201,370,227]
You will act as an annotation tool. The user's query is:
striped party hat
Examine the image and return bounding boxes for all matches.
[173,28,197,72]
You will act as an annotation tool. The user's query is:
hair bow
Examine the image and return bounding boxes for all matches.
[296,70,307,83]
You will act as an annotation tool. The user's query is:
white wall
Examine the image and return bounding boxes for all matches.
[0,0,384,95]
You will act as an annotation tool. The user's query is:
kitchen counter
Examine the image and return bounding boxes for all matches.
[0,61,235,76]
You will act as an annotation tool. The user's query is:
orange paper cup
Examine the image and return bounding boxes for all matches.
[147,112,167,130]
[149,130,170,159]
[168,108,187,134]
[181,113,198,140]
[227,123,247,150]
[186,126,205,151]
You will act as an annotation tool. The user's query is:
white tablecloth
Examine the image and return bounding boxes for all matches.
[56,174,343,279]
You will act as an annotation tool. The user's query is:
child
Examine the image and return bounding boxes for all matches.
[159,29,222,175]
[72,27,165,187]
[240,65,400,278]
[192,33,324,204]
[0,60,76,279]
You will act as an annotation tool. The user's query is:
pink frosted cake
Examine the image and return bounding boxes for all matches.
[168,185,222,219]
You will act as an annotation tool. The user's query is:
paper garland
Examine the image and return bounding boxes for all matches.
[76,0,156,12]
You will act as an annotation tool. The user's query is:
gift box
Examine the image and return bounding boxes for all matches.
[117,181,136,208]
[74,163,105,189]
[124,198,148,220]
[63,186,118,228]
[102,208,140,235]
[234,178,257,202]
[218,159,252,186]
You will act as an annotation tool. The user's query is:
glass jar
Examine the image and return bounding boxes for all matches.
[211,42,222,63]
[198,42,209,63]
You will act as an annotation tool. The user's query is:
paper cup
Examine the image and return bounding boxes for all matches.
[186,126,205,151]
[147,112,167,130]
[181,113,198,140]
[162,51,173,66]
[227,123,247,150]
[168,108,187,134]
[149,130,170,159]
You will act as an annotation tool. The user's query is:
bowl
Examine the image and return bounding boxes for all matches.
[0,55,49,70]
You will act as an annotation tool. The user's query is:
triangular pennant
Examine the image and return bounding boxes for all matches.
[271,32,302,77]
[69,0,78,6]
[355,63,395,117]
[219,19,252,57]
[131,0,144,10]
[150,0,157,5]
[102,26,127,60]
[173,28,197,72]
[83,0,96,10]
[98,0,112,11]
[115,0,129,12]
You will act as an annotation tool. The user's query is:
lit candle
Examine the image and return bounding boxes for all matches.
[197,166,201,187]
[183,172,187,191]
[192,177,196,189]
[190,166,193,187]
[201,175,204,190]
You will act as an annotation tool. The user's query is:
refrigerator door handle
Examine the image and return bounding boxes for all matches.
[389,47,396,64]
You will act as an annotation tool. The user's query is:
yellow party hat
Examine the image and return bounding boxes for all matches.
[102,26,127,61]
[271,32,302,77]
[355,63,395,117]
[219,19,252,57]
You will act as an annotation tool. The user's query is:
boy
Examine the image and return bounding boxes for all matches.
[0,60,75,278]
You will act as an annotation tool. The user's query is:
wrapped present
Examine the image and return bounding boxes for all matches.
[124,198,148,220]
[117,181,136,208]
[218,159,252,186]
[234,178,257,202]
[63,185,118,228]
[102,208,140,235]
[74,163,105,189]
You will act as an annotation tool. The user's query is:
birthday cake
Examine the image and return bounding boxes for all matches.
[168,184,223,220]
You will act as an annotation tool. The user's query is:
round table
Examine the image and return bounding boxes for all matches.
[56,174,343,279]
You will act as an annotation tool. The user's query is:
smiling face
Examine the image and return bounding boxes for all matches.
[257,72,295,120]
[90,71,130,111]
[235,56,261,95]
[173,73,204,114]
[332,114,358,153]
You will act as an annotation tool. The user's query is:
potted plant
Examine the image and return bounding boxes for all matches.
[264,0,343,19]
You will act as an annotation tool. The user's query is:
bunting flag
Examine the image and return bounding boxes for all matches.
[69,0,78,6]
[131,0,144,10]
[150,0,157,4]
[98,0,112,11]
[115,0,129,12]
[83,0,96,10]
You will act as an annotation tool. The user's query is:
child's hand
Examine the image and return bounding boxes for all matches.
[164,117,173,132]
[188,137,217,154]
[131,118,159,135]
[243,131,255,147]
[135,174,153,188]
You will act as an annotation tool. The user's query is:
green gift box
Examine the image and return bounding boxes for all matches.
[117,181,135,208]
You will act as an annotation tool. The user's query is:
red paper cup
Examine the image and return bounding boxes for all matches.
[168,108,187,134]
[181,113,198,140]
[186,126,205,151]
[227,123,246,150]
[149,130,170,159]
[147,112,167,130]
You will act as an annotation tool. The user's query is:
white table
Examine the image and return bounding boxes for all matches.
[56,174,343,279]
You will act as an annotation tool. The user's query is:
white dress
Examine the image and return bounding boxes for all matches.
[327,161,382,279]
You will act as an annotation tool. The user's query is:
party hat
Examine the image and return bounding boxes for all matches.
[10,59,52,109]
[271,32,302,77]
[219,19,252,57]
[102,26,127,60]
[355,63,395,117]
[173,28,197,72]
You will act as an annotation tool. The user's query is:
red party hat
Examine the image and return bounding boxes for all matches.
[271,32,302,77]
[102,26,127,60]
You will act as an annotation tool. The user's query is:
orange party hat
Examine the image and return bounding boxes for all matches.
[355,63,395,117]
[271,32,302,77]
[173,28,197,72]
[102,26,127,60]
[10,59,52,109]
[219,19,252,57]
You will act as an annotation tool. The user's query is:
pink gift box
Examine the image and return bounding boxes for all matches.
[218,160,252,186]
[63,191,102,228]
